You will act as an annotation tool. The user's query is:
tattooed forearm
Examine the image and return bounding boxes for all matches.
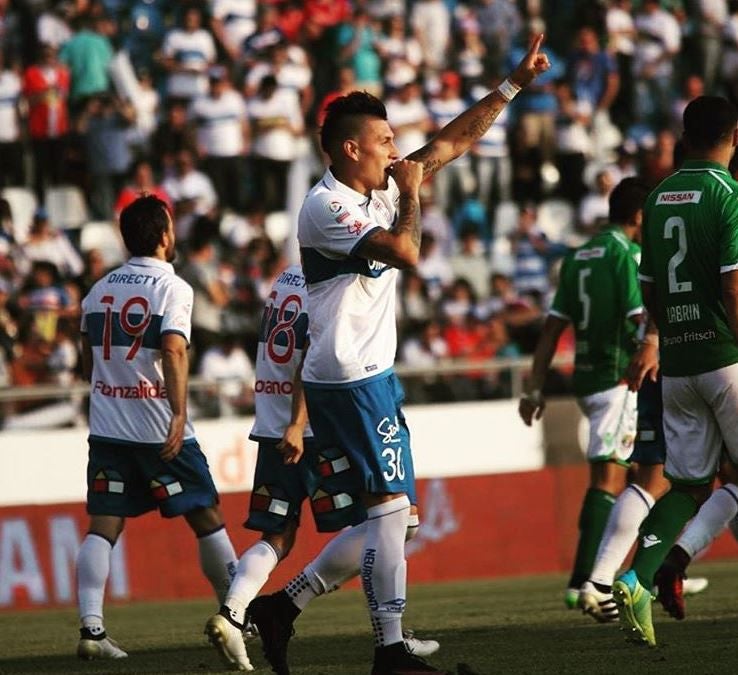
[461,96,506,140]
[406,90,509,180]
[394,192,421,250]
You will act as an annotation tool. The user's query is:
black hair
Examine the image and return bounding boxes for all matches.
[320,91,388,157]
[119,195,170,257]
[683,96,738,152]
[608,176,651,224]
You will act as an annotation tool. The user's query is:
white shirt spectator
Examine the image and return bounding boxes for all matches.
[0,69,21,142]
[37,11,72,49]
[578,191,610,231]
[190,88,248,157]
[210,0,257,53]
[606,2,636,56]
[246,58,311,95]
[248,87,303,162]
[22,233,84,278]
[198,342,255,399]
[633,6,681,79]
[162,27,216,99]
[410,0,450,70]
[385,93,430,158]
[162,169,217,239]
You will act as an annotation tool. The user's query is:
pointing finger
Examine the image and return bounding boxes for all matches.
[529,33,544,56]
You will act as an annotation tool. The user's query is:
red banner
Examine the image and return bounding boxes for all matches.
[2,467,737,610]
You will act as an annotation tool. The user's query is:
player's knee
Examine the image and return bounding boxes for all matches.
[184,505,225,537]
[263,521,297,560]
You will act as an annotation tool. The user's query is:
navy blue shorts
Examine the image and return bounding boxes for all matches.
[86,438,219,518]
[629,376,666,466]
[304,372,417,502]
[245,440,367,534]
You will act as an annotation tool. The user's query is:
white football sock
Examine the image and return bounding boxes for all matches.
[77,533,112,626]
[677,483,738,558]
[590,484,654,587]
[363,496,410,648]
[287,514,423,613]
[198,526,237,604]
[224,540,279,624]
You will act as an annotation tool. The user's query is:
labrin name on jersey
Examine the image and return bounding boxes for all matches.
[93,379,168,399]
[655,190,702,205]
[254,379,294,395]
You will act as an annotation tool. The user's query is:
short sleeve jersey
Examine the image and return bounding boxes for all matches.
[80,257,196,445]
[298,168,400,385]
[550,227,643,396]
[639,160,738,376]
[249,264,313,441]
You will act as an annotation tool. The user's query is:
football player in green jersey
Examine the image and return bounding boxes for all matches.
[613,96,738,647]
[519,177,651,610]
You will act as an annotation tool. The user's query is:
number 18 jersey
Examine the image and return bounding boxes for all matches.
[249,264,312,442]
[80,256,196,445]
[639,160,738,376]
[550,227,643,396]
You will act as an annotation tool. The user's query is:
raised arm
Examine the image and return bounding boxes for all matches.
[405,34,550,179]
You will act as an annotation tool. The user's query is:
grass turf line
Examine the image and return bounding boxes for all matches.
[0,560,737,674]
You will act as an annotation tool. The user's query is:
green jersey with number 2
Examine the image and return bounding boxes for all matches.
[550,227,643,396]
[639,160,738,376]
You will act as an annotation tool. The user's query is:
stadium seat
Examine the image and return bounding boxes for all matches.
[493,200,519,238]
[537,199,575,242]
[45,185,89,230]
[490,235,515,276]
[264,210,291,245]
[1,186,37,244]
[80,220,127,266]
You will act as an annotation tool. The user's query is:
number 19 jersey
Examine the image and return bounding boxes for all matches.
[550,227,643,396]
[639,160,738,376]
[80,256,196,445]
[249,264,311,441]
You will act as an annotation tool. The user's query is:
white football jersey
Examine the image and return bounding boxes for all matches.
[80,257,196,445]
[250,264,312,441]
[297,169,400,385]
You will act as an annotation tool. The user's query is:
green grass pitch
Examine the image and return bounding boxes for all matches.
[1,560,737,674]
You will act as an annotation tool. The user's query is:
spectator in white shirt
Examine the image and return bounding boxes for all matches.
[384,79,431,158]
[190,65,250,212]
[161,5,217,101]
[197,332,255,417]
[0,50,23,188]
[162,148,218,240]
[246,74,304,214]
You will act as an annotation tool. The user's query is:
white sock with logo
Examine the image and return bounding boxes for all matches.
[362,496,410,648]
[77,533,112,630]
[590,484,654,587]
[677,484,738,558]
[224,540,279,625]
[198,526,238,604]
[287,514,422,613]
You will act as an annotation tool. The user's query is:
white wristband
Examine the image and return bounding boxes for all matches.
[496,78,521,102]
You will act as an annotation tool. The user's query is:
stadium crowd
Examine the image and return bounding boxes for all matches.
[0,0,734,426]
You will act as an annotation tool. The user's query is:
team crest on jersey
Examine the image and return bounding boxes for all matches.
[311,489,354,514]
[347,220,366,236]
[92,469,124,494]
[150,475,183,501]
[328,200,343,214]
[251,485,289,516]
